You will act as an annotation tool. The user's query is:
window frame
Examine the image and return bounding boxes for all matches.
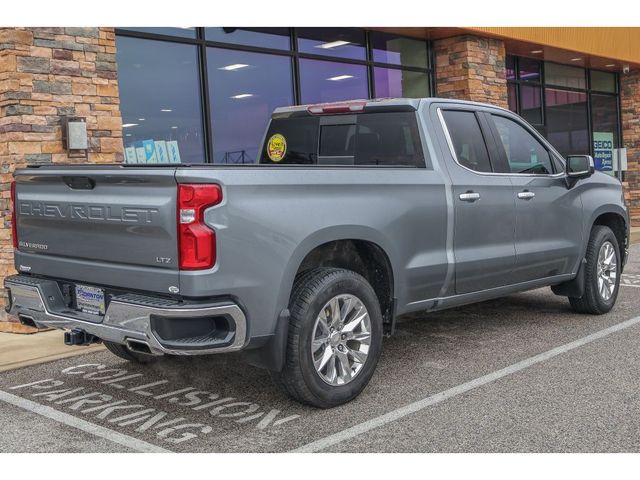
[115,27,435,164]
[439,107,497,174]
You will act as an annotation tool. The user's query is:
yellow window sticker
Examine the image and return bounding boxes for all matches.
[267,134,287,162]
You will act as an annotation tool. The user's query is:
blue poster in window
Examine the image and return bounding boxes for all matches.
[593,132,614,175]
[142,139,157,163]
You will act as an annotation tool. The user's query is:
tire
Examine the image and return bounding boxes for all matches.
[569,225,621,315]
[272,267,383,408]
[103,340,158,364]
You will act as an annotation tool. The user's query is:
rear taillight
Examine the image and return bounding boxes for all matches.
[177,183,222,270]
[10,180,18,249]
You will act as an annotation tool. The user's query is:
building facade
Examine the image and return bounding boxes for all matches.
[2,26,640,331]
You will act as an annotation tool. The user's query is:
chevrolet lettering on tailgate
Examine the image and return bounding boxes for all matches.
[18,202,159,224]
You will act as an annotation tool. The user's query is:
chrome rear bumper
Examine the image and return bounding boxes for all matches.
[4,275,247,356]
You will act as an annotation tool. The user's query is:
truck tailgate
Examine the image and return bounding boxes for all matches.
[13,166,180,295]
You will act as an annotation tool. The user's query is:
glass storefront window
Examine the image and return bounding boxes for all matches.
[590,70,616,93]
[544,62,586,89]
[507,83,517,112]
[519,84,542,125]
[121,27,196,38]
[205,27,290,50]
[544,88,588,156]
[508,56,621,170]
[207,48,293,163]
[506,55,516,81]
[591,94,619,146]
[518,58,541,82]
[115,28,433,164]
[299,59,368,104]
[373,68,429,98]
[370,32,428,68]
[116,36,205,163]
[297,28,366,60]
[591,93,619,174]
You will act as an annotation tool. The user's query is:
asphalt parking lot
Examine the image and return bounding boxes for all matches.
[2,244,640,453]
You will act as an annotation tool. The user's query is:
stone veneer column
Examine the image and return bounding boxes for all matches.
[0,27,124,331]
[433,34,508,108]
[621,70,640,226]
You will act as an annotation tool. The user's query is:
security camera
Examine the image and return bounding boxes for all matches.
[623,65,630,74]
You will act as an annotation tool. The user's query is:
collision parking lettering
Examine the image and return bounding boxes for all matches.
[9,364,301,440]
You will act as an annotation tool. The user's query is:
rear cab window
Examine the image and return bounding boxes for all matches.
[260,111,425,167]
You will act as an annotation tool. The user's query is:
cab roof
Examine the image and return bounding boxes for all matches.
[272,97,512,118]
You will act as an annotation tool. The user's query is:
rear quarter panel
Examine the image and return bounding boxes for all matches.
[176,167,448,337]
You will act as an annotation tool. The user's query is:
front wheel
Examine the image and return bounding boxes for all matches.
[272,268,383,408]
[569,225,621,315]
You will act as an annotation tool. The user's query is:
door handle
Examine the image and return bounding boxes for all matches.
[517,191,535,200]
[459,192,480,202]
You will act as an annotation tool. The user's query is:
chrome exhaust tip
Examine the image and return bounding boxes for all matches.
[125,338,157,356]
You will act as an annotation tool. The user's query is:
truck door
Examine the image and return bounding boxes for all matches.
[486,112,584,283]
[437,107,517,295]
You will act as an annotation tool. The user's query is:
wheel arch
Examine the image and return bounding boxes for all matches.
[278,227,398,331]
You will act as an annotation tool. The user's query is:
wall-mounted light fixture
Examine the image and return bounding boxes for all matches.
[61,116,88,159]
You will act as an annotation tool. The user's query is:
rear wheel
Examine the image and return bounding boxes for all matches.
[569,225,620,314]
[103,341,158,364]
[273,267,383,408]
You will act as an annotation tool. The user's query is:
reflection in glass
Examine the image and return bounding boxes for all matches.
[374,68,429,98]
[508,83,518,112]
[121,27,196,38]
[299,59,368,104]
[544,88,588,156]
[590,70,616,93]
[207,48,293,164]
[519,84,542,125]
[591,93,619,147]
[297,28,365,60]
[506,55,516,81]
[370,32,428,68]
[116,36,205,163]
[518,57,541,82]
[205,27,290,50]
[544,62,586,89]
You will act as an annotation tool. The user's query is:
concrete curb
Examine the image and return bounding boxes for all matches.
[0,330,104,373]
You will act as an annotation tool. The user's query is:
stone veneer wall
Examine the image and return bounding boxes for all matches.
[621,70,640,226]
[433,34,508,109]
[0,27,124,331]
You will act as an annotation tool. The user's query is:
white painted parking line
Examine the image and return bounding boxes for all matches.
[292,314,640,453]
[0,389,171,453]
[622,284,640,288]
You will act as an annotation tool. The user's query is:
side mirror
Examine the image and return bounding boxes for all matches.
[566,155,595,179]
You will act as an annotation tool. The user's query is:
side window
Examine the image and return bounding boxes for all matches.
[492,115,553,174]
[441,110,492,173]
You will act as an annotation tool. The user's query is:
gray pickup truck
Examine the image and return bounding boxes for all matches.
[5,98,629,408]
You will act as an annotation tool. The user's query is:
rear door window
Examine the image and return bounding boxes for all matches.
[441,110,493,173]
[260,112,424,167]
